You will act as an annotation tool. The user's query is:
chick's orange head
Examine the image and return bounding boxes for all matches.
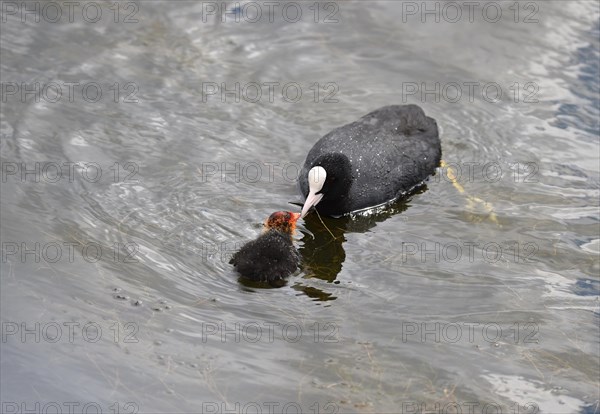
[264,211,301,234]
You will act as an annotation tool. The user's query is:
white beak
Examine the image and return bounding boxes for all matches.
[300,166,327,219]
[300,191,324,218]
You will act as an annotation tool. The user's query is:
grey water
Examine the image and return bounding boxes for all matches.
[1,1,599,413]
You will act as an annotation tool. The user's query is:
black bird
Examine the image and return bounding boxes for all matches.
[230,211,301,286]
[298,105,441,218]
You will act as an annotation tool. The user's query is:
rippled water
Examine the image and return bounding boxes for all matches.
[1,1,599,413]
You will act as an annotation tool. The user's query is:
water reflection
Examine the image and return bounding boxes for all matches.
[234,186,426,299]
[290,186,428,301]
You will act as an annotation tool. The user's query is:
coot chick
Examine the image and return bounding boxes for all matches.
[299,105,441,218]
[230,211,301,286]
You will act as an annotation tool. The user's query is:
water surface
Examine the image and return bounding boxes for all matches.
[1,1,599,412]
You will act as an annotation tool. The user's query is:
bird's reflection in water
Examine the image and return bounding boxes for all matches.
[237,187,426,299]
[292,186,426,301]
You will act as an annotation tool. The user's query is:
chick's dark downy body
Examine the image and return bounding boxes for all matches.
[230,230,299,284]
[230,211,300,285]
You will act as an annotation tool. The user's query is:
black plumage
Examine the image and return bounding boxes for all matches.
[230,230,299,285]
[231,212,301,285]
[298,105,441,216]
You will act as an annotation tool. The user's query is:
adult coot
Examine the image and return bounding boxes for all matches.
[298,105,441,218]
[230,211,301,285]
